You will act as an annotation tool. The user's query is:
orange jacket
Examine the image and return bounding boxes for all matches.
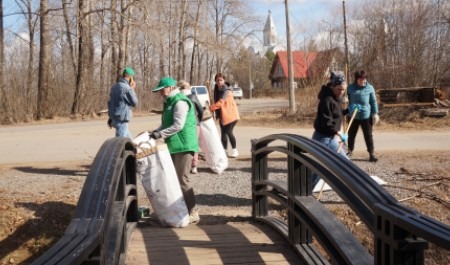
[209,90,240,125]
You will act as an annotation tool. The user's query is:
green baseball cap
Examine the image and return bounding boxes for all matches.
[153,77,176,92]
[123,67,135,76]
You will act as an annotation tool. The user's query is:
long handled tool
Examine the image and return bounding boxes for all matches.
[337,108,358,153]
[317,108,358,200]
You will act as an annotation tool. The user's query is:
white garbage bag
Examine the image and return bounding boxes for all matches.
[133,132,189,228]
[199,117,228,174]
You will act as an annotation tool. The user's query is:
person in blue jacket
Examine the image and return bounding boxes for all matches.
[346,70,380,162]
[107,67,138,138]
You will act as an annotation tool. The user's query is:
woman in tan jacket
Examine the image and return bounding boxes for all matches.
[210,73,240,158]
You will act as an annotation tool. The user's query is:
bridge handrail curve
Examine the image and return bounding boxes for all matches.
[31,137,138,265]
[252,133,449,265]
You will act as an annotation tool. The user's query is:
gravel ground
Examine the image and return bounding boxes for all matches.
[1,150,449,264]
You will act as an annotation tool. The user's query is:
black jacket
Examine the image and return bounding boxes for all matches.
[213,84,231,120]
[313,84,343,136]
[187,93,204,124]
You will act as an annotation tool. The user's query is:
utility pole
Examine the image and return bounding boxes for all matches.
[342,1,349,82]
[285,0,296,113]
[342,1,350,132]
[249,55,253,99]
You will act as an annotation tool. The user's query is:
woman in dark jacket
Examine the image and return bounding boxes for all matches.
[311,71,349,187]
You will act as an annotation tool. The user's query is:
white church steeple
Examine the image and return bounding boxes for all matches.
[263,10,277,47]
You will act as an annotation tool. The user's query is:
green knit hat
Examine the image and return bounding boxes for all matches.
[153,77,176,92]
[123,67,135,76]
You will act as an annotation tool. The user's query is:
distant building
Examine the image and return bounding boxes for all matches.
[269,48,344,89]
[262,11,284,56]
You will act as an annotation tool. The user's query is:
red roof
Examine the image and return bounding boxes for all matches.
[273,51,319,79]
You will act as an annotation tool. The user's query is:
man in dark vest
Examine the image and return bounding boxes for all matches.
[150,77,200,223]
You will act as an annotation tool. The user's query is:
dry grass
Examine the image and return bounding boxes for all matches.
[270,150,450,264]
[241,108,450,131]
[244,85,450,130]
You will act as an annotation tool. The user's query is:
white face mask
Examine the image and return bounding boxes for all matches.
[181,89,190,96]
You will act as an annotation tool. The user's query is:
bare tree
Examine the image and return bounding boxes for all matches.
[348,0,446,89]
[0,0,6,122]
[98,0,108,92]
[189,0,203,84]
[37,0,50,120]
[5,0,443,124]
[15,0,38,114]
[71,0,87,115]
[110,0,118,82]
[176,0,187,80]
[62,0,77,77]
[209,0,259,74]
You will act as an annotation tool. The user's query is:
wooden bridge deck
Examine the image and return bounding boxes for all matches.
[126,222,300,265]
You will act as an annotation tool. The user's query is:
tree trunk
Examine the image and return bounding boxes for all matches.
[0,0,10,122]
[0,0,7,122]
[0,0,3,89]
[71,0,87,115]
[124,4,133,67]
[176,0,187,80]
[189,0,202,84]
[37,0,50,120]
[25,0,36,114]
[84,0,95,113]
[99,0,106,92]
[62,0,77,77]
[117,0,127,76]
[110,0,118,82]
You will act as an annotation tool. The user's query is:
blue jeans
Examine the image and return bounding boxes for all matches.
[311,131,349,188]
[112,120,132,138]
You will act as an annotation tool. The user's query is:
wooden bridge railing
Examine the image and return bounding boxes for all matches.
[31,137,138,265]
[31,135,449,265]
[252,133,450,265]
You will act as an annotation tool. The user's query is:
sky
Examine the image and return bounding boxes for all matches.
[247,0,356,50]
[3,0,357,50]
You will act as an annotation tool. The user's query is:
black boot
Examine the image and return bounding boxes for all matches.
[347,150,352,159]
[369,153,378,162]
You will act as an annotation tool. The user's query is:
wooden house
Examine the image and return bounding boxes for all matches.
[269,48,343,89]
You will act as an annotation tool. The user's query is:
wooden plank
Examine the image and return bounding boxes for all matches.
[378,87,433,92]
[380,102,435,107]
[125,222,301,265]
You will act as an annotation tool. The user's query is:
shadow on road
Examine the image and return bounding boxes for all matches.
[13,165,90,177]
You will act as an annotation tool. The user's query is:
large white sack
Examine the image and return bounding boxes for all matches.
[133,132,189,228]
[199,117,228,174]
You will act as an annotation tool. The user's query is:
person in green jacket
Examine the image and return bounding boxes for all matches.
[150,77,200,223]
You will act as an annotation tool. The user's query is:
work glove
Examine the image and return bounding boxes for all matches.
[149,130,161,139]
[107,118,112,129]
[372,113,380,125]
[349,104,361,114]
[340,133,348,142]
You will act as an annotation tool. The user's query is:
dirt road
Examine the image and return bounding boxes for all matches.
[1,114,449,165]
[1,99,449,265]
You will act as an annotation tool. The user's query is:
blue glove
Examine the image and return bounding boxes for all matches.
[340,133,348,142]
[349,104,361,113]
[150,131,161,139]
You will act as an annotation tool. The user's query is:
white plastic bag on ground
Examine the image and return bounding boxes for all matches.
[199,117,228,174]
[133,131,189,228]
[313,175,387,193]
